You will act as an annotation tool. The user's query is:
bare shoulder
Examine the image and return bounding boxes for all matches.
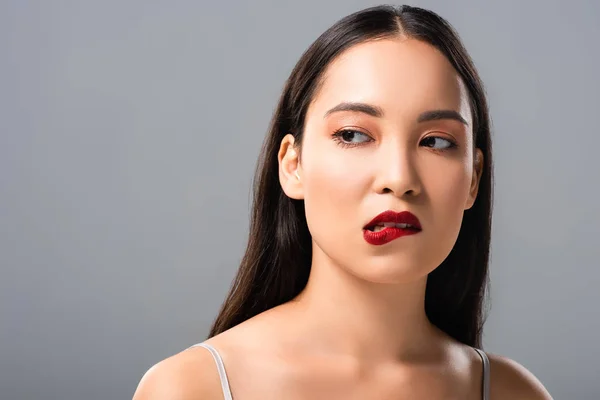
[487,352,553,399]
[131,307,287,400]
[132,345,223,400]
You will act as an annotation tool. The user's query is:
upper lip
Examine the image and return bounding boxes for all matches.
[364,210,422,230]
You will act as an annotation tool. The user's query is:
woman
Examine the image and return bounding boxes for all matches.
[134,5,552,399]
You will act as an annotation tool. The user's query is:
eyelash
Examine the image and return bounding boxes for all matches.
[331,129,458,151]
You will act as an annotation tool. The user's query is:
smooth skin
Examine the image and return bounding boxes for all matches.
[133,37,552,399]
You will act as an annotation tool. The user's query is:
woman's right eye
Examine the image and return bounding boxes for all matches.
[332,129,373,148]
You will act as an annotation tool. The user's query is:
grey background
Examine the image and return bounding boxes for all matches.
[1,0,598,398]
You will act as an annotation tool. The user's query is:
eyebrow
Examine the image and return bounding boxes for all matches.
[324,101,469,126]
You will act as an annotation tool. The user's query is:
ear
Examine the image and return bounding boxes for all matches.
[465,148,484,210]
[278,134,304,200]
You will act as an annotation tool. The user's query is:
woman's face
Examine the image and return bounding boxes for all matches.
[279,37,483,284]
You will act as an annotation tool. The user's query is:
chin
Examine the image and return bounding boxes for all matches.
[343,257,435,285]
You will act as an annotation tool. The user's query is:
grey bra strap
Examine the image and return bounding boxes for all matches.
[473,348,490,400]
[191,343,233,400]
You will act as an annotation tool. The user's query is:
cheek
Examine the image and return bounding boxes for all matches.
[301,146,369,239]
[432,167,471,208]
[426,161,472,236]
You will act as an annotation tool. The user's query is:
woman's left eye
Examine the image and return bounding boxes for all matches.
[420,136,457,150]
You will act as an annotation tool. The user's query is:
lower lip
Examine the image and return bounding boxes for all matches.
[363,227,421,245]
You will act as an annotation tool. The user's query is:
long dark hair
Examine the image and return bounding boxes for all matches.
[208,5,493,348]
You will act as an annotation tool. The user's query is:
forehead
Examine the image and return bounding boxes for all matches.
[309,38,471,124]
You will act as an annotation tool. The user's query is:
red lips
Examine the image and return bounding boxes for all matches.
[363,210,422,230]
[363,210,422,246]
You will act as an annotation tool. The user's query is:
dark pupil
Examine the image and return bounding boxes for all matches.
[342,131,355,142]
[422,137,435,147]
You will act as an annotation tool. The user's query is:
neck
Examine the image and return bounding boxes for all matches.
[289,244,443,364]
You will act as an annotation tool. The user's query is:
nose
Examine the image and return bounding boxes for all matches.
[372,142,422,198]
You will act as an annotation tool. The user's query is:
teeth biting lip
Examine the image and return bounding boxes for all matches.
[363,210,422,231]
[371,222,417,231]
